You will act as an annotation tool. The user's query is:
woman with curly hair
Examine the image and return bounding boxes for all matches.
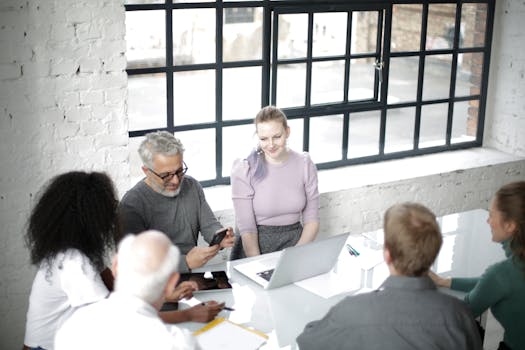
[23,171,121,350]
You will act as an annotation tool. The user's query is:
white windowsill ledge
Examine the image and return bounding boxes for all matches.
[204,147,524,211]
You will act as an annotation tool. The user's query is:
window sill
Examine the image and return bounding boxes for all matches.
[203,147,523,211]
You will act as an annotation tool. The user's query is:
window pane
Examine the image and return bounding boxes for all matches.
[452,100,478,144]
[456,52,483,97]
[173,9,215,65]
[385,107,415,153]
[276,63,306,108]
[223,124,256,177]
[313,12,347,57]
[349,58,376,101]
[288,118,304,153]
[426,4,456,50]
[176,129,216,181]
[309,115,343,163]
[351,11,378,54]
[311,60,345,105]
[225,8,255,24]
[126,10,165,69]
[223,67,261,121]
[423,54,452,101]
[223,7,263,62]
[388,56,419,103]
[419,103,448,148]
[461,3,487,48]
[128,74,166,131]
[173,70,215,126]
[391,5,422,52]
[278,14,308,59]
[348,110,380,158]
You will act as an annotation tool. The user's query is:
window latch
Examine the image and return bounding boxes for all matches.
[374,59,384,84]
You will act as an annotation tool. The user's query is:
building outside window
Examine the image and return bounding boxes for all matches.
[125,0,494,187]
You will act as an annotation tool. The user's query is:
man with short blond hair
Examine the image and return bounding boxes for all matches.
[297,202,483,350]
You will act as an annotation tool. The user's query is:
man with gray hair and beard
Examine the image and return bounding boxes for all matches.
[119,131,235,273]
[55,230,199,350]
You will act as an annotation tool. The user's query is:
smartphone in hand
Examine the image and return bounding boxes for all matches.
[209,228,228,246]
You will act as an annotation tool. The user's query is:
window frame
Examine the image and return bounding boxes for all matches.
[125,0,495,187]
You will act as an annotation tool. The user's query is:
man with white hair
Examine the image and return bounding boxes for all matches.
[55,230,200,350]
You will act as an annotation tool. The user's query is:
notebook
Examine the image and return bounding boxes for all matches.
[233,233,350,290]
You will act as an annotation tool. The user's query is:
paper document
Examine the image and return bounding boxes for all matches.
[194,317,268,350]
[294,270,361,298]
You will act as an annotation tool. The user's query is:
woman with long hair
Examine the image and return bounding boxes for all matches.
[430,181,525,350]
[230,106,320,259]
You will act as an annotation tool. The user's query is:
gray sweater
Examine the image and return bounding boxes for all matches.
[119,176,222,272]
[297,275,483,350]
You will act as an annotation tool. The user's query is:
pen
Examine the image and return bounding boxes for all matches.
[346,244,360,256]
[201,302,235,311]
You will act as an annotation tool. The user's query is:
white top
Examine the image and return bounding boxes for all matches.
[24,249,109,349]
[55,292,199,350]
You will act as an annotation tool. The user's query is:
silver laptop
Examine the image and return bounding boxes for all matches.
[233,233,350,290]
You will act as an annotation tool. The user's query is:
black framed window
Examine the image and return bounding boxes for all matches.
[125,0,494,187]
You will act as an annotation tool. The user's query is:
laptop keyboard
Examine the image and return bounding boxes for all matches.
[256,269,275,281]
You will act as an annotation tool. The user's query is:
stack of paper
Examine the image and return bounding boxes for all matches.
[194,317,268,350]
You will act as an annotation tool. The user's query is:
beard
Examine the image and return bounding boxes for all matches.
[150,178,183,197]
[161,185,182,197]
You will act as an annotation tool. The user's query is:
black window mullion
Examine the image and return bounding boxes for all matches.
[166,5,174,132]
[343,11,352,103]
[262,0,271,106]
[342,11,352,161]
[216,1,224,180]
[270,10,279,106]
[414,3,429,150]
[373,9,384,101]
[446,3,462,146]
[379,5,392,156]
[303,12,314,152]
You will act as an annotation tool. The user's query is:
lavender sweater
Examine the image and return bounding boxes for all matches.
[231,150,320,235]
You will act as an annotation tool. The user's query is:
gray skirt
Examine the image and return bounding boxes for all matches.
[229,222,303,260]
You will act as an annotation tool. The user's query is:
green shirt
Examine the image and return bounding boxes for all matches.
[451,240,525,350]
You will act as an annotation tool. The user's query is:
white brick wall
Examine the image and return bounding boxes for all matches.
[0,1,128,348]
[0,0,523,349]
[484,0,525,156]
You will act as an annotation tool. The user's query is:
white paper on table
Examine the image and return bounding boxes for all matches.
[194,317,267,350]
[351,250,384,270]
[294,270,361,299]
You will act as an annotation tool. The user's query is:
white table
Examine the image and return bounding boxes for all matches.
[176,209,505,349]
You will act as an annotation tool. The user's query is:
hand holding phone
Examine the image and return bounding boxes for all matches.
[209,228,228,246]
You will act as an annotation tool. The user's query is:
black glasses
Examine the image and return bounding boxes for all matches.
[148,162,188,182]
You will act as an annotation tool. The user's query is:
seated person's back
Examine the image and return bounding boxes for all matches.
[55,230,198,350]
[296,202,482,350]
